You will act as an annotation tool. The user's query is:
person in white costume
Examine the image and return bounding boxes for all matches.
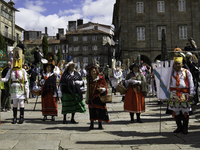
[111,61,123,95]
[168,57,195,134]
[0,47,28,124]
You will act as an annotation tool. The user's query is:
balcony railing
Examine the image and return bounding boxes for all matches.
[1,31,17,42]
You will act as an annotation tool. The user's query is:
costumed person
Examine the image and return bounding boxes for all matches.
[86,65,110,130]
[58,61,86,124]
[184,52,199,105]
[124,63,147,123]
[188,37,197,51]
[40,53,58,121]
[168,57,195,134]
[0,47,28,124]
[111,61,123,95]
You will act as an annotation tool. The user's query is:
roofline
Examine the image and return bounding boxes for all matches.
[1,0,19,11]
[15,24,25,31]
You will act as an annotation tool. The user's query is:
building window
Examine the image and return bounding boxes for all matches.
[69,47,73,51]
[16,33,19,43]
[5,9,8,18]
[73,57,79,63]
[83,46,88,51]
[1,6,4,16]
[137,27,145,41]
[179,26,187,39]
[104,46,108,50]
[73,46,79,51]
[55,45,59,51]
[5,26,8,37]
[73,36,78,41]
[92,56,100,62]
[179,0,186,11]
[92,35,97,41]
[92,45,98,50]
[9,11,11,20]
[136,2,144,13]
[158,26,166,40]
[157,1,165,12]
[104,56,108,66]
[83,36,87,41]
[83,57,88,65]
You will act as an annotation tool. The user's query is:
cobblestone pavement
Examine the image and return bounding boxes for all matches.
[0,94,200,150]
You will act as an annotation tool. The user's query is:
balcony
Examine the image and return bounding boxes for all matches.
[1,31,16,42]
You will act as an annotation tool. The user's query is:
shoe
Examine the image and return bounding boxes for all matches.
[98,126,104,130]
[51,116,55,121]
[6,109,12,112]
[130,120,134,123]
[89,125,94,130]
[19,108,24,124]
[43,116,47,121]
[63,120,67,124]
[89,121,94,130]
[71,119,78,124]
[173,115,182,133]
[12,108,17,124]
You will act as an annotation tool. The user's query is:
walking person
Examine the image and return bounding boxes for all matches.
[1,61,11,112]
[28,65,37,98]
[168,57,195,134]
[86,65,110,130]
[0,47,28,124]
[58,61,86,124]
[124,63,147,123]
[40,53,58,121]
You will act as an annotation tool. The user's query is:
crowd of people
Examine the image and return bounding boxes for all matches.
[0,42,199,134]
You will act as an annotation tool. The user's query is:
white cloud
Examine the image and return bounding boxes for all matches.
[15,0,116,36]
[24,0,46,13]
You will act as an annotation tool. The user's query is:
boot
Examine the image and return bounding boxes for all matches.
[71,113,78,124]
[12,107,17,124]
[19,108,24,124]
[173,115,182,133]
[51,116,55,121]
[136,113,142,123]
[98,121,103,129]
[43,115,47,121]
[130,113,134,123]
[63,114,67,124]
[182,115,189,134]
[89,121,94,130]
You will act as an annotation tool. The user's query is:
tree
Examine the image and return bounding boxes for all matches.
[24,48,34,64]
[42,35,48,59]
[56,48,61,64]
[0,32,5,50]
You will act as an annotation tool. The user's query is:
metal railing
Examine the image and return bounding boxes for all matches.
[1,31,17,41]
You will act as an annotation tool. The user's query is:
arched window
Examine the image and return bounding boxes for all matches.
[9,11,12,20]
[1,6,4,16]
[5,8,8,18]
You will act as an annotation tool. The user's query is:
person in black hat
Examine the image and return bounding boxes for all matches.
[40,54,58,121]
[124,63,147,123]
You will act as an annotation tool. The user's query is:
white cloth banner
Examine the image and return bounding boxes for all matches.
[152,60,174,100]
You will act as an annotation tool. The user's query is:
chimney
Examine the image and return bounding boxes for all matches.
[8,0,15,7]
[77,19,83,26]
[68,21,76,31]
[45,27,48,35]
[58,28,64,36]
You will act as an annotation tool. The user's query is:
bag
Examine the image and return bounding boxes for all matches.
[116,83,127,94]
[100,94,112,103]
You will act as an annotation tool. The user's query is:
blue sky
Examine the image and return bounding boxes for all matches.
[5,0,115,35]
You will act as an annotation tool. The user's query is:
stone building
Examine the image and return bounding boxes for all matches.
[112,0,200,64]
[0,0,22,52]
[59,20,114,66]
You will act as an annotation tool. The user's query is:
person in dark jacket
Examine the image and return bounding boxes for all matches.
[1,61,11,111]
[28,65,37,98]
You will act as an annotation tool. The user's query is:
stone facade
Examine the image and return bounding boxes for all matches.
[112,0,200,64]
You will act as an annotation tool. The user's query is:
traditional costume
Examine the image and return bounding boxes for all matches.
[58,61,86,124]
[110,61,123,95]
[1,47,28,124]
[86,65,110,129]
[168,57,195,134]
[124,63,147,123]
[40,53,58,121]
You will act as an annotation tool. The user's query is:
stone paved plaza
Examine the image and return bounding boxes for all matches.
[0,94,200,150]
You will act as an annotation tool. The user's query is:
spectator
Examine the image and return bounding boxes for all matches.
[184,43,193,51]
[188,37,197,51]
[28,65,37,98]
[33,46,42,75]
[17,39,26,64]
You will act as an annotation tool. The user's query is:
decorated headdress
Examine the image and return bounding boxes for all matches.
[12,47,23,70]
[47,52,55,66]
[173,57,183,63]
[116,61,121,67]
